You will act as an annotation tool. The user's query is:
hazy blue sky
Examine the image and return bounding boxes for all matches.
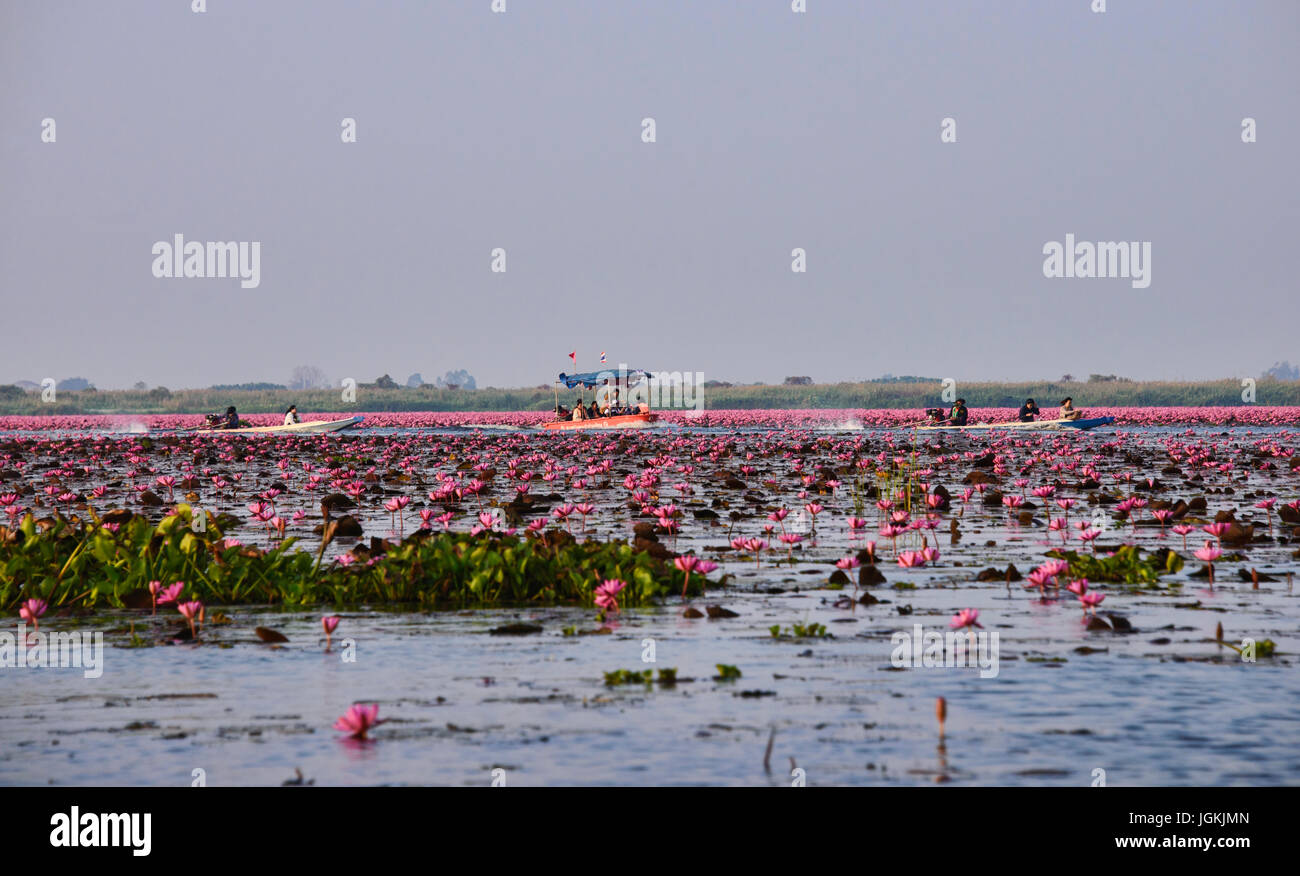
[2,0,1296,390]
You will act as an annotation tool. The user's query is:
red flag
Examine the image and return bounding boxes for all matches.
[568,351,576,363]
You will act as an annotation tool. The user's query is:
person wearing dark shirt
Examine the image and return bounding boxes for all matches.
[1017,398,1040,422]
[948,399,969,426]
[221,406,239,429]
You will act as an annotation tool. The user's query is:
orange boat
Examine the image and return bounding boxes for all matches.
[542,411,657,431]
[542,367,659,431]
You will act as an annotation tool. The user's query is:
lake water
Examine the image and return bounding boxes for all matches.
[2,425,1297,785]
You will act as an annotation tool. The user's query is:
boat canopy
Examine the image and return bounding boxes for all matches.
[556,369,650,389]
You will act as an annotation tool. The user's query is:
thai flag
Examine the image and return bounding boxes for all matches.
[600,351,606,363]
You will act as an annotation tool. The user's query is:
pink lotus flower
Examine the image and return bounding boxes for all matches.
[594,578,627,613]
[1255,499,1277,536]
[1025,568,1055,595]
[1079,591,1105,613]
[322,615,340,648]
[333,703,386,740]
[156,581,185,605]
[1194,540,1222,583]
[897,550,927,568]
[177,600,203,638]
[1151,508,1173,535]
[19,598,47,630]
[1194,542,1223,563]
[950,608,982,629]
[674,555,700,598]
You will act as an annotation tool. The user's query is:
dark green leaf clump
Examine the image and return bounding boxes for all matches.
[1045,545,1183,585]
[603,668,676,686]
[0,507,700,610]
[769,622,829,639]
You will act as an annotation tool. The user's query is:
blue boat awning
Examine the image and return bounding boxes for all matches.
[556,369,650,389]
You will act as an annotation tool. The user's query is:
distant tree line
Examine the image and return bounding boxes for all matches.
[5,378,1300,416]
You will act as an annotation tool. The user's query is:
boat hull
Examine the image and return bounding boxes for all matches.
[917,416,1115,432]
[541,413,657,431]
[196,416,364,435]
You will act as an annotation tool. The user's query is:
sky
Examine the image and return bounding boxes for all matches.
[1,0,1297,391]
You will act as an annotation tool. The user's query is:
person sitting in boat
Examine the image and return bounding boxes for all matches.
[924,408,946,425]
[555,403,572,421]
[1058,397,1082,420]
[1017,398,1040,422]
[215,406,239,429]
[572,398,586,421]
[283,405,300,426]
[947,399,969,426]
[587,401,600,420]
[603,389,623,417]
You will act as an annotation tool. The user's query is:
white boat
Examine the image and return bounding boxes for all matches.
[195,415,364,435]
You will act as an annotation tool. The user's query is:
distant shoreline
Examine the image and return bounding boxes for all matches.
[2,379,1298,416]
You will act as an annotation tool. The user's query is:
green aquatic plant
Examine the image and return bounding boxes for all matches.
[0,506,697,610]
[1045,545,1183,585]
[602,668,677,686]
[769,621,829,639]
[715,664,742,680]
